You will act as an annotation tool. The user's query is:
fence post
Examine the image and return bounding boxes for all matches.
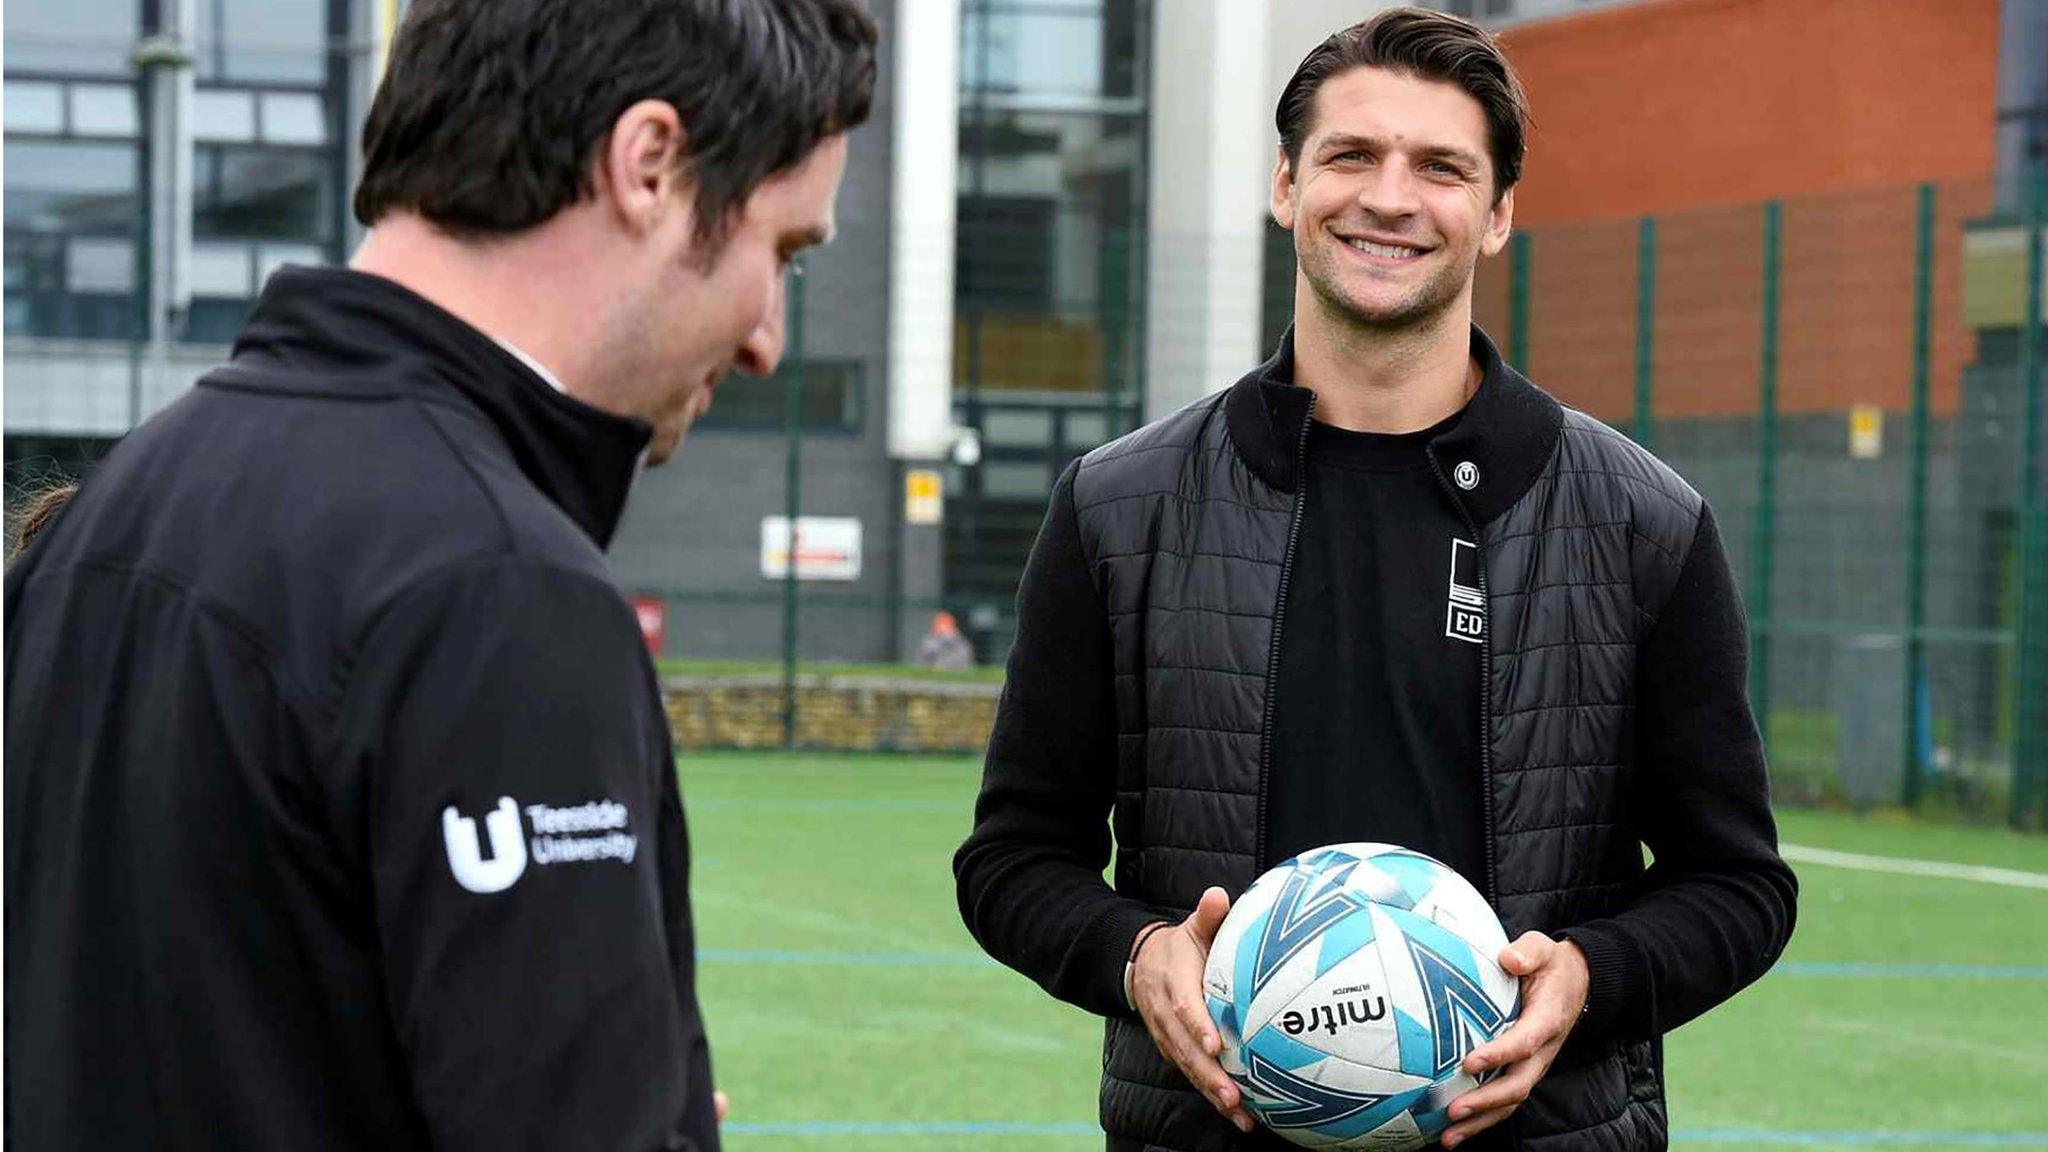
[1751,200,1782,750]
[1509,230,1532,370]
[781,266,808,749]
[1634,216,1658,447]
[2014,164,2046,828]
[1904,183,1936,808]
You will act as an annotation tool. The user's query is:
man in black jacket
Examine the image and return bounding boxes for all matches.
[954,9,1796,1152]
[4,1,874,1148]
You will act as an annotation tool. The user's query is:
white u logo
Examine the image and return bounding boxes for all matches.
[442,797,528,894]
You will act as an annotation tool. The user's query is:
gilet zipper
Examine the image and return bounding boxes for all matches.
[1427,449,1500,905]
[1254,395,1314,873]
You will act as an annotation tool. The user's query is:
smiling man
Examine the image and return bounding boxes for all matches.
[954,8,1796,1151]
[4,1,873,1148]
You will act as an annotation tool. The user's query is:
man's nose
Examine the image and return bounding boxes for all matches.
[1355,161,1423,221]
[734,273,789,378]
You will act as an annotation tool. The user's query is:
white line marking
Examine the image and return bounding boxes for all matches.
[1781,843,2048,890]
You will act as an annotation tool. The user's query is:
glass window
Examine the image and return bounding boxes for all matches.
[696,360,865,431]
[70,83,139,137]
[194,89,258,143]
[191,0,328,84]
[190,241,255,297]
[193,147,334,241]
[259,92,326,145]
[956,107,1143,393]
[4,139,138,235]
[960,0,1143,105]
[5,82,66,133]
[66,237,134,293]
[4,0,140,75]
[4,140,140,339]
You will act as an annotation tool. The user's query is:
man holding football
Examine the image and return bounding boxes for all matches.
[955,9,1796,1150]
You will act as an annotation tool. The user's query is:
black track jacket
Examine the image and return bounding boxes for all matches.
[5,267,717,1151]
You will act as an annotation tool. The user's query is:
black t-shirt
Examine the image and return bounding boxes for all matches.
[1266,409,1489,894]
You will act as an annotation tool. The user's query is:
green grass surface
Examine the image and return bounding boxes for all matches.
[658,658,1006,685]
[683,751,2048,1150]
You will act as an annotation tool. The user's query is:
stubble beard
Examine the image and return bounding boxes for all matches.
[1299,229,1474,338]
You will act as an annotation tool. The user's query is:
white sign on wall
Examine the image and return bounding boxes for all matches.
[760,516,863,581]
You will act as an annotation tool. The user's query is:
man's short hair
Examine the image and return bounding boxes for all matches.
[1275,6,1529,199]
[354,0,878,243]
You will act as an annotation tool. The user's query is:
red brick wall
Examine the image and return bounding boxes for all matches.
[1474,0,1999,421]
[1501,0,1997,226]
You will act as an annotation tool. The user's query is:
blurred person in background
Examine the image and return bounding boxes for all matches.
[917,609,977,670]
[6,481,76,563]
[4,1,873,1148]
[955,9,1795,1151]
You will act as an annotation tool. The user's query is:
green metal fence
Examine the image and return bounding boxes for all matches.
[641,170,2047,828]
[1477,166,2048,828]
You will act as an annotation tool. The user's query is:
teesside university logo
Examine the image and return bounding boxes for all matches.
[442,796,638,894]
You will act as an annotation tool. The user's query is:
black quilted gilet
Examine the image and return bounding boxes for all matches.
[1071,332,1701,1152]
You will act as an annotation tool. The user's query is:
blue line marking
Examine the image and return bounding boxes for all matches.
[718,1123,2048,1145]
[1776,962,2048,980]
[724,1121,1098,1137]
[1675,1130,2048,1147]
[689,798,962,812]
[697,951,2048,980]
[700,950,996,967]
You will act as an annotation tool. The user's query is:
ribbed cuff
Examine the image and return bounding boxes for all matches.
[1552,923,1649,1045]
[1072,901,1179,1020]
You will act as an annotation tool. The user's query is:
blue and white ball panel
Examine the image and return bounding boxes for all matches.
[1204,843,1520,1151]
[1204,867,1288,1047]
[1375,903,1519,1079]
[1234,1046,1430,1147]
[1407,1075,1478,1144]
[1260,931,1402,1070]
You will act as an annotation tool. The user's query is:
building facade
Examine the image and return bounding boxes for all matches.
[7,0,2041,674]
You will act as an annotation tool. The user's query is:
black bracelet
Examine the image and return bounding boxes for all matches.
[1129,919,1174,963]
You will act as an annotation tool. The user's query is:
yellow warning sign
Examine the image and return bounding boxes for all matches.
[905,468,944,525]
[1849,405,1883,460]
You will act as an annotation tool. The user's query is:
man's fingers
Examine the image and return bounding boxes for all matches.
[1186,886,1232,947]
[1498,931,1553,975]
[1463,1015,1549,1075]
[1140,992,1238,1113]
[1449,1058,1540,1119]
[1440,1101,1515,1149]
[1442,1060,1542,1147]
[1174,990,1221,1057]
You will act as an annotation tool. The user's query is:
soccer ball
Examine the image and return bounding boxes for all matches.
[1203,844,1521,1150]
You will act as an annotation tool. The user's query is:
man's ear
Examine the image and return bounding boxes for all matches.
[1270,146,1298,231]
[1480,185,1516,258]
[598,99,691,237]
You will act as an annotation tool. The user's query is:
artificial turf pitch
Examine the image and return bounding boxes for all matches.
[682,751,2048,1151]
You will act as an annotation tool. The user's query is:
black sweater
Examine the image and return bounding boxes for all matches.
[6,268,716,1150]
[956,452,1796,1051]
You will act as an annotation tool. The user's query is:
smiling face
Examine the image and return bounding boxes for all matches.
[1272,65,1514,336]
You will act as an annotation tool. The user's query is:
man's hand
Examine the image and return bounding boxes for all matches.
[1130,886,1252,1134]
[1440,933,1590,1149]
[713,1090,728,1123]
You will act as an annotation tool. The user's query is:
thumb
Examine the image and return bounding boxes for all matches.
[1500,931,1552,976]
[1187,886,1232,946]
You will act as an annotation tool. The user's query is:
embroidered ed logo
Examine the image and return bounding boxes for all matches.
[442,797,528,894]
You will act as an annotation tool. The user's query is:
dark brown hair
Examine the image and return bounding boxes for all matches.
[9,482,75,563]
[354,0,878,244]
[1276,6,1530,198]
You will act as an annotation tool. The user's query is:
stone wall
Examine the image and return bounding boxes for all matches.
[664,675,1000,754]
